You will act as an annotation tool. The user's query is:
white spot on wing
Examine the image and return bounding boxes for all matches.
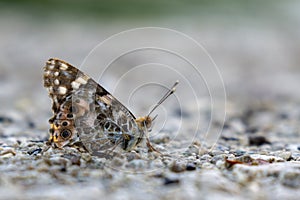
[75,77,87,85]
[58,86,67,94]
[44,71,50,76]
[59,63,68,70]
[54,79,60,85]
[99,95,112,105]
[53,96,58,104]
[71,81,80,89]
[48,64,54,70]
[48,86,53,93]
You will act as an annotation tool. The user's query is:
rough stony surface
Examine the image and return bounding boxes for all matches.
[1,2,300,200]
[1,99,300,200]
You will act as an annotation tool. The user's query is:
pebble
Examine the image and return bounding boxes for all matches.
[170,160,186,173]
[215,160,225,169]
[184,145,199,155]
[248,135,271,146]
[275,151,292,161]
[81,153,92,162]
[126,151,140,162]
[291,152,300,161]
[27,148,42,155]
[110,157,124,168]
[164,177,180,185]
[0,116,13,124]
[150,158,165,169]
[220,136,239,141]
[63,154,81,165]
[280,170,300,188]
[151,133,170,144]
[0,148,16,156]
[186,163,196,171]
[48,157,69,166]
[249,154,284,163]
[125,159,146,169]
[200,154,212,161]
[233,150,246,156]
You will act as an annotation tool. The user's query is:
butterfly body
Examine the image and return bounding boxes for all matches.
[43,58,150,155]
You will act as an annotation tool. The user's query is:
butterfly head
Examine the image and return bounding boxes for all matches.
[135,116,153,131]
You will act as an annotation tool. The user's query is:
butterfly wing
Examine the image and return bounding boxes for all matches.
[43,58,143,155]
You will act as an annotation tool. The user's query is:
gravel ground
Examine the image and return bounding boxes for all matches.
[1,98,300,200]
[1,4,300,200]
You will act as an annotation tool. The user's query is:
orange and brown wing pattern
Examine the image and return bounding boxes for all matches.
[43,58,144,156]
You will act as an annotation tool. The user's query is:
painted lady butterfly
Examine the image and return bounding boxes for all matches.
[43,58,178,156]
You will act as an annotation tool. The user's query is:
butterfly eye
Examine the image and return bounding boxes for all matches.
[60,129,71,139]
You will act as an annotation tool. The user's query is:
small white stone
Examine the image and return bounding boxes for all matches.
[54,79,60,85]
[54,71,59,76]
[59,63,68,70]
[58,86,67,94]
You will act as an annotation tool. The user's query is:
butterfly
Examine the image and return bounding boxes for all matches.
[43,58,178,157]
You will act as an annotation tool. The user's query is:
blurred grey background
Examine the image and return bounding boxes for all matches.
[0,0,300,131]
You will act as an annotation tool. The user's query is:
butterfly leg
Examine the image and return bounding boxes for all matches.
[146,137,158,152]
[145,132,161,154]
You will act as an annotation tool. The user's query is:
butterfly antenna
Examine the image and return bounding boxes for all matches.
[147,80,179,117]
